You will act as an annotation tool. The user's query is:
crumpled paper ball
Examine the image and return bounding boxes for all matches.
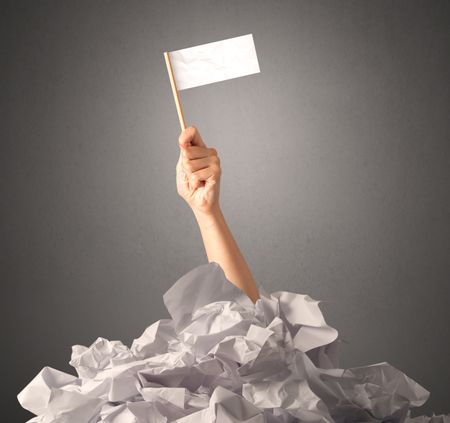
[17,262,450,422]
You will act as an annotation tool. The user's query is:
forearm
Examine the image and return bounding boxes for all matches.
[176,126,259,302]
[193,207,260,303]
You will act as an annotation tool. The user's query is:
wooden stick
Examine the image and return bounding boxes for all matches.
[164,51,186,131]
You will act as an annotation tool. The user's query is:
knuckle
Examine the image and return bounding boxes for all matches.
[185,147,193,159]
[210,147,218,156]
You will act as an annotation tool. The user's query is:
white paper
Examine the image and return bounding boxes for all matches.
[18,262,449,422]
[169,34,260,90]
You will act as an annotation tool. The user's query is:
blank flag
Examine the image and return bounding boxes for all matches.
[168,34,260,90]
[164,34,260,129]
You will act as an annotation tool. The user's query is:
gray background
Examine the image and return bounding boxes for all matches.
[2,0,449,420]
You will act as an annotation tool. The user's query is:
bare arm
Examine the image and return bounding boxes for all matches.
[175,126,260,303]
[193,209,260,303]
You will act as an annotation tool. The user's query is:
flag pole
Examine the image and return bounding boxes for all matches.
[164,51,187,131]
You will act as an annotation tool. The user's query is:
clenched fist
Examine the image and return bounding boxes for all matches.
[176,126,221,216]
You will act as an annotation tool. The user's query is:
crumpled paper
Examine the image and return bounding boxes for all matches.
[18,262,449,422]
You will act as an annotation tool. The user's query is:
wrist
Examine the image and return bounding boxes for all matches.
[193,206,224,229]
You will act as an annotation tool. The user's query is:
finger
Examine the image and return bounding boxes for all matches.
[176,154,189,180]
[189,163,221,187]
[176,155,189,193]
[183,146,218,160]
[183,156,219,174]
[179,125,206,149]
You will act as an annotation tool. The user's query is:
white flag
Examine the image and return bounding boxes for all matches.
[168,34,260,90]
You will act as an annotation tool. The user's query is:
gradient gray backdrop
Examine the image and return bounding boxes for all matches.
[3,1,449,420]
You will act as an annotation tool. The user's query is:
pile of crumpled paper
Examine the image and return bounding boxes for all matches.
[18,262,450,422]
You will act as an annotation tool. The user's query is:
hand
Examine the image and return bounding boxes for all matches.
[176,126,221,217]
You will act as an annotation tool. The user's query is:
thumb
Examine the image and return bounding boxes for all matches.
[178,125,206,149]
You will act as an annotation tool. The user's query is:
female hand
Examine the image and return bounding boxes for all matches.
[176,126,221,217]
